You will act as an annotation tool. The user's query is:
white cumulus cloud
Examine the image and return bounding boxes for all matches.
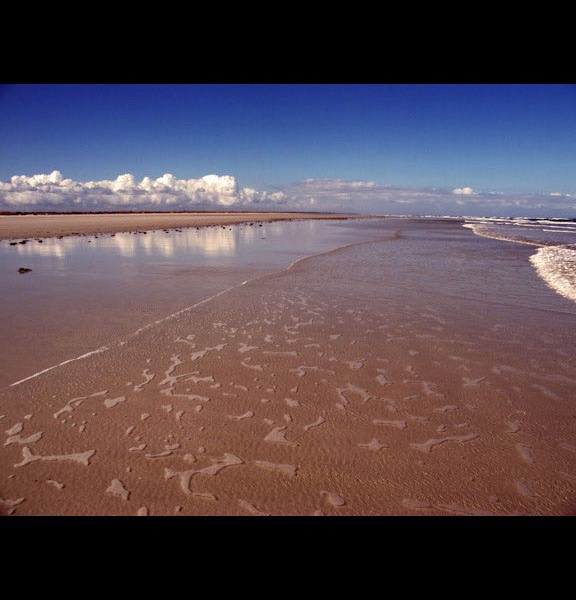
[0,171,288,211]
[452,187,477,195]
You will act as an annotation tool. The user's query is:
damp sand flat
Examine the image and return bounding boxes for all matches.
[1,218,575,516]
[0,211,355,241]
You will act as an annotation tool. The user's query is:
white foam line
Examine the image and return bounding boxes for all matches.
[9,347,110,388]
[4,281,254,390]
[462,222,545,248]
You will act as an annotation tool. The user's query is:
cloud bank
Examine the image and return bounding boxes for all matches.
[273,179,576,217]
[0,171,288,212]
[1,171,574,218]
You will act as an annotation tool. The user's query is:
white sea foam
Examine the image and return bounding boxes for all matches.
[462,222,545,247]
[529,246,576,303]
[8,347,110,388]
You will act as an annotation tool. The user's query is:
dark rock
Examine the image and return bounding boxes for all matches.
[18,268,32,274]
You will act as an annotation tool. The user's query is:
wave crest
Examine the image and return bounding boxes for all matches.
[529,245,576,303]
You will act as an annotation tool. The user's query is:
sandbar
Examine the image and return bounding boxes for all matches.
[0,211,358,241]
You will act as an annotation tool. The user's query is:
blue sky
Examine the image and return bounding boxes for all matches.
[0,83,575,216]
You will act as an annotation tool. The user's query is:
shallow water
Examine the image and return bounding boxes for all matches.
[0,218,381,388]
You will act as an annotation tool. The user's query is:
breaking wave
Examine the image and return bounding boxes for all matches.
[463,217,576,305]
[529,245,576,303]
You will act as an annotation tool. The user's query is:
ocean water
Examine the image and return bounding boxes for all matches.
[463,217,576,304]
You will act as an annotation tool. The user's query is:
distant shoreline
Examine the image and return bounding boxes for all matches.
[0,211,369,241]
[0,210,353,216]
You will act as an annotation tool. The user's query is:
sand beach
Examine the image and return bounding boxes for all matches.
[1,214,575,516]
[0,211,355,241]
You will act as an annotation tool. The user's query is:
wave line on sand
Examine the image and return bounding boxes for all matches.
[8,347,110,388]
[4,282,249,390]
[286,231,399,272]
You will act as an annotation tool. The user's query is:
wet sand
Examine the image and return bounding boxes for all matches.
[0,211,355,241]
[1,218,575,516]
